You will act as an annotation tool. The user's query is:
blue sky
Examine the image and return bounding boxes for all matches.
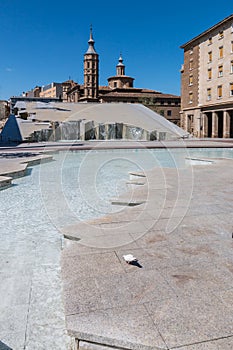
[0,0,232,100]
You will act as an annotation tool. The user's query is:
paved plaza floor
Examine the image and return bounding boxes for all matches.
[0,139,233,350]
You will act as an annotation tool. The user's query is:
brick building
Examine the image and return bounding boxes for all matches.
[180,14,233,138]
[0,100,9,120]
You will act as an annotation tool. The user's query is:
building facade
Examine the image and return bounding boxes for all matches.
[180,14,233,138]
[26,86,41,98]
[25,81,77,101]
[0,100,9,120]
[40,82,63,99]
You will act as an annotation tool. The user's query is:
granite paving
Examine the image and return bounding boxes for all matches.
[0,150,74,350]
[0,139,233,350]
[60,147,233,349]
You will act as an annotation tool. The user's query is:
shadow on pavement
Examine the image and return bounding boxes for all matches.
[0,341,13,350]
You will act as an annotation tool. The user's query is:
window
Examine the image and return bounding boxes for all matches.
[189,59,193,70]
[218,65,223,77]
[160,110,164,116]
[189,92,193,103]
[207,88,211,101]
[189,74,193,85]
[231,41,233,53]
[208,68,212,80]
[219,46,223,59]
[218,85,223,98]
[190,47,193,54]
[167,110,172,116]
[231,61,233,74]
[230,83,233,96]
[218,30,224,39]
[87,62,90,68]
[208,37,212,45]
[114,82,117,87]
[208,51,212,62]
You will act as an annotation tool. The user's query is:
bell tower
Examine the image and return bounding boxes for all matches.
[83,26,99,101]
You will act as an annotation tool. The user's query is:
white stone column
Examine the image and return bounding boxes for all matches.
[211,112,218,138]
[186,114,192,133]
[185,114,189,132]
[223,110,230,138]
[202,113,208,138]
[197,114,202,138]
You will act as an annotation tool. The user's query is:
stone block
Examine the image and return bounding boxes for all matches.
[78,341,124,350]
[66,304,166,349]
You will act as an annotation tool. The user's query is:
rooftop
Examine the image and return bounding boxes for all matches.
[180,13,233,48]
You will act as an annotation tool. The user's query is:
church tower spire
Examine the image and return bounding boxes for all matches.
[116,53,125,76]
[86,25,97,54]
[83,25,99,101]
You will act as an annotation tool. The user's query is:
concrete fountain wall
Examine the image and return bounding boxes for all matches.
[29,120,171,142]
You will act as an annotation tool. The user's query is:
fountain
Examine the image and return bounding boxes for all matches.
[60,121,81,140]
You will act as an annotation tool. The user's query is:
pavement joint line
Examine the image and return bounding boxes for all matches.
[168,334,233,349]
[143,302,169,350]
[23,276,33,350]
[78,340,133,350]
[113,250,123,266]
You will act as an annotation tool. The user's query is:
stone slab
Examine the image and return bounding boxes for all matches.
[0,176,12,189]
[62,251,125,280]
[78,341,125,350]
[63,268,175,315]
[145,291,233,349]
[66,304,167,350]
[172,336,233,349]
[61,156,233,349]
